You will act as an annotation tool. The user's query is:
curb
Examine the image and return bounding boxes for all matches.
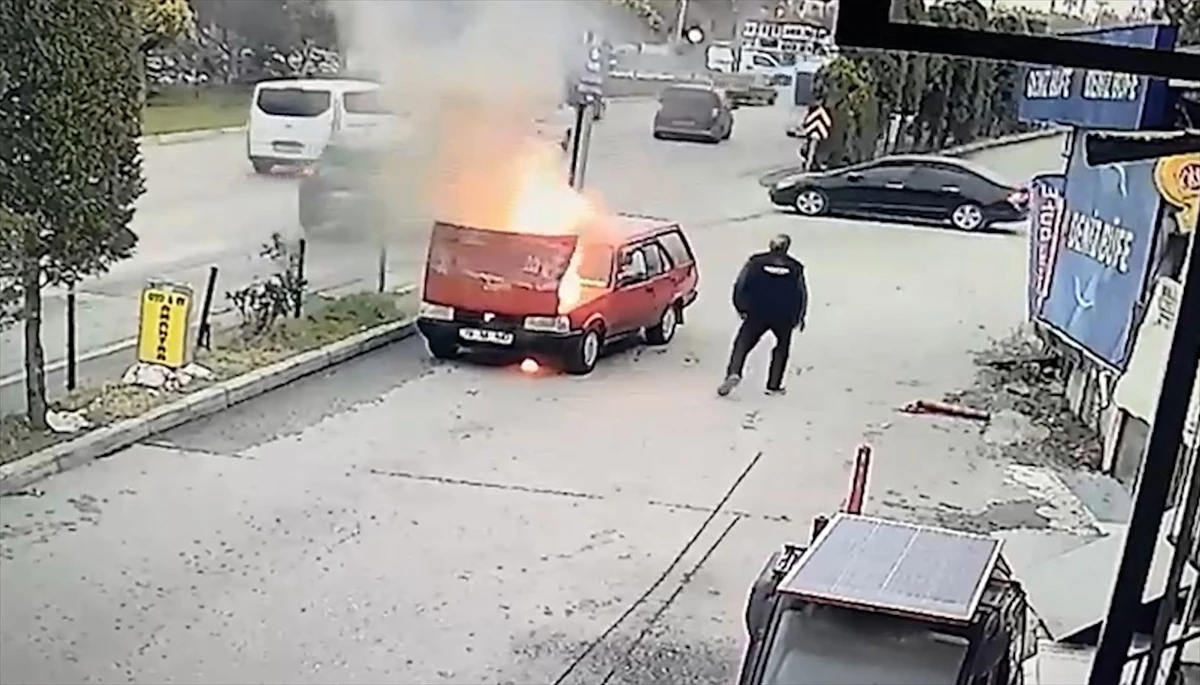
[141,126,246,147]
[0,317,417,496]
[753,126,1069,186]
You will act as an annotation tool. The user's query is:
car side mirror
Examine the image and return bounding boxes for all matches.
[845,172,863,182]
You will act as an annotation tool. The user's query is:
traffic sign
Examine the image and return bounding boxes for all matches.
[802,106,832,141]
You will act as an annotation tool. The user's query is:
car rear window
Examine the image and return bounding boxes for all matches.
[256,88,331,117]
[660,88,718,110]
[657,230,694,266]
[344,90,391,114]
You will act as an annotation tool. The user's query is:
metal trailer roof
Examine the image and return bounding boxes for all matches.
[778,513,1003,624]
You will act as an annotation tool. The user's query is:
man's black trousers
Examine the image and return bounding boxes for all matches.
[725,316,793,390]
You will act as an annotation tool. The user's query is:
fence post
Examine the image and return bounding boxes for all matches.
[294,238,307,318]
[65,284,77,391]
[197,266,218,350]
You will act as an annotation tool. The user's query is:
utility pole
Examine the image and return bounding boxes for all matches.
[674,0,691,45]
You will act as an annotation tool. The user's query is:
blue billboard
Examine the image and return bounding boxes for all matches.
[1017,24,1178,130]
[1036,133,1162,370]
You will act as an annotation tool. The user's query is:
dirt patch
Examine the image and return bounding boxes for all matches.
[952,329,1102,470]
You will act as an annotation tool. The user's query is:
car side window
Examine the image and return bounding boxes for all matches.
[658,230,694,267]
[618,247,648,284]
[641,243,667,277]
[855,162,913,182]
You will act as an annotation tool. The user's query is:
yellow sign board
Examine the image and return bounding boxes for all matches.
[137,283,193,369]
[1154,153,1200,233]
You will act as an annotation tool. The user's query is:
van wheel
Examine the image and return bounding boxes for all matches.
[427,337,462,361]
[251,158,273,175]
[564,327,603,375]
[645,303,679,345]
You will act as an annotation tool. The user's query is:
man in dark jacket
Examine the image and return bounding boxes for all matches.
[717,234,808,397]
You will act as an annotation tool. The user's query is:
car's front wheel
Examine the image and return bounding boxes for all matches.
[793,188,829,216]
[645,303,679,345]
[564,327,603,375]
[950,201,986,231]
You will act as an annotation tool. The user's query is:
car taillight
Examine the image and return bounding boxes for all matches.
[1007,187,1029,208]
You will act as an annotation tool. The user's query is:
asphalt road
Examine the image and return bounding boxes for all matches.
[0,106,1077,684]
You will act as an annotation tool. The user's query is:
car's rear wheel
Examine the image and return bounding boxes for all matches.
[645,304,679,345]
[564,327,603,375]
[794,188,828,216]
[950,202,986,231]
[251,158,273,175]
[427,336,462,361]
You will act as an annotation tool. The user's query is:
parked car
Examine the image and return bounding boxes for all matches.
[767,155,1030,231]
[652,83,735,143]
[416,215,700,375]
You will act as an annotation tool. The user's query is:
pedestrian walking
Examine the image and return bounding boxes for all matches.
[717,234,808,397]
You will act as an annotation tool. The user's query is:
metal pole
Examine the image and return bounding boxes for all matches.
[376,243,388,293]
[674,0,690,45]
[1144,446,1200,685]
[568,102,588,190]
[804,136,817,171]
[1090,228,1200,685]
[65,284,77,391]
[294,238,307,319]
[197,266,218,350]
[1142,443,1200,685]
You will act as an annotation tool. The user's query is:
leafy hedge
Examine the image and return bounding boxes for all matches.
[813,0,1048,168]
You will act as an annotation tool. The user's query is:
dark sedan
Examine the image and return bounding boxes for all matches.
[767,155,1029,231]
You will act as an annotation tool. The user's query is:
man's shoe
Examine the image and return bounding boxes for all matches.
[765,387,787,396]
[717,374,741,396]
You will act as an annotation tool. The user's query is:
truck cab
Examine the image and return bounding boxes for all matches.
[738,513,1037,685]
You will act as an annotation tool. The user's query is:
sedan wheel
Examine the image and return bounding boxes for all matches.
[645,304,677,345]
[950,202,986,231]
[565,327,603,375]
[793,189,828,216]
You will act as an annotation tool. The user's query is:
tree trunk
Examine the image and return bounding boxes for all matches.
[21,253,48,430]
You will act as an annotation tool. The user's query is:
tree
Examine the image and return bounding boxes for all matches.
[813,56,879,168]
[0,0,144,428]
[1160,0,1200,45]
[134,0,194,52]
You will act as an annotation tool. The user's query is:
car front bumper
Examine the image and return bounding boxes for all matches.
[417,318,584,357]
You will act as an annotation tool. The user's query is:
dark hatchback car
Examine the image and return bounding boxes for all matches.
[653,84,735,143]
[767,155,1029,231]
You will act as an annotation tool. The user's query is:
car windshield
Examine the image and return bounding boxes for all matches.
[255,87,331,117]
[575,244,614,284]
[758,605,968,685]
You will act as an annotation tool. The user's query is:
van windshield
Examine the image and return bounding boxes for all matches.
[429,223,577,291]
[256,88,331,117]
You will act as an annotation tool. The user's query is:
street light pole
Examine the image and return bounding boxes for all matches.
[674,0,691,45]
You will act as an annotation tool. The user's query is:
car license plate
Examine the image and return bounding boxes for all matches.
[459,328,513,345]
[272,141,303,154]
[672,119,694,126]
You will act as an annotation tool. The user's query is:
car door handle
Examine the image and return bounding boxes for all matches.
[941,185,961,192]
[885,182,905,189]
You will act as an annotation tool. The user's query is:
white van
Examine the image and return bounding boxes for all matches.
[247,78,390,174]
